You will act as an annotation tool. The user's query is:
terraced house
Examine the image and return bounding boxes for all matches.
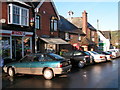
[0,1,34,60]
[67,10,98,51]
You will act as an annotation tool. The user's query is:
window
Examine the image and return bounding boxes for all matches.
[13,6,20,24]
[35,15,40,29]
[65,33,70,40]
[51,18,58,31]
[78,34,81,41]
[73,51,84,56]
[0,37,11,59]
[8,4,29,26]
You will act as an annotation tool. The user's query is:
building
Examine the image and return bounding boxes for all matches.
[97,30,111,51]
[67,10,98,51]
[0,1,34,60]
[30,0,68,54]
[58,15,85,51]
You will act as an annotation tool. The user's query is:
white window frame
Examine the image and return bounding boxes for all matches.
[8,4,29,26]
[65,32,70,40]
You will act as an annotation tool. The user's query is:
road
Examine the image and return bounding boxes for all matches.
[2,58,120,88]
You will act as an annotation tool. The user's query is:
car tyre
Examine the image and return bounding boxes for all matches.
[78,61,84,68]
[105,57,108,62]
[43,69,54,80]
[8,67,15,77]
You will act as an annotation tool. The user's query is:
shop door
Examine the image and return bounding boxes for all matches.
[12,37,22,60]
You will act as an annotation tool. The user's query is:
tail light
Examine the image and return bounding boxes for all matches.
[110,54,112,57]
[57,63,63,68]
[85,55,89,58]
[100,56,103,58]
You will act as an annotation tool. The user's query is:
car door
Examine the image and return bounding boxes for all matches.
[72,51,85,62]
[15,55,33,74]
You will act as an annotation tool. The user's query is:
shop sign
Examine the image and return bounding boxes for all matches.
[12,31,25,36]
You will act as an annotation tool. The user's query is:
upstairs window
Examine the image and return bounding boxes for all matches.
[50,16,58,31]
[8,4,29,26]
[78,34,81,41]
[35,15,40,29]
[65,32,70,40]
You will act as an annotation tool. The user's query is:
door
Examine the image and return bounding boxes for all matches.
[16,56,33,74]
[12,37,22,60]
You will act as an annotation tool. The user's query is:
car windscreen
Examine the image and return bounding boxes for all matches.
[91,51,99,54]
[48,53,64,60]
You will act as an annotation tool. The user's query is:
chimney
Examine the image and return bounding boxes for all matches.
[82,10,87,34]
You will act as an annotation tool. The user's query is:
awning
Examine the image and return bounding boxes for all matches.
[40,38,69,44]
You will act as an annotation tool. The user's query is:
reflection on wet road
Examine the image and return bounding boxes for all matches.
[2,58,120,88]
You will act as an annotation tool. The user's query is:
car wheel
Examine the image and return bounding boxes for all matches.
[105,57,108,62]
[43,69,54,80]
[8,67,15,77]
[78,61,84,68]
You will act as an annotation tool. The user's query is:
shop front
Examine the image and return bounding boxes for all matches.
[0,30,33,60]
[39,38,69,54]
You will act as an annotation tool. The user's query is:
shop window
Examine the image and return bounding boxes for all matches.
[24,37,31,55]
[0,37,10,59]
[8,4,29,26]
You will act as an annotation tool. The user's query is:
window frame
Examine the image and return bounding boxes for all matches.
[35,15,40,29]
[50,17,58,32]
[8,4,29,26]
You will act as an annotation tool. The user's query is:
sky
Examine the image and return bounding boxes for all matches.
[54,1,119,31]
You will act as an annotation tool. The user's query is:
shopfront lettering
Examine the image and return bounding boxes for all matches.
[12,31,25,36]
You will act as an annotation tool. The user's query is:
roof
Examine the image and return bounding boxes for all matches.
[34,0,60,20]
[81,37,96,45]
[67,17,96,31]
[98,30,111,39]
[58,15,85,35]
[101,31,111,39]
[8,0,31,7]
[67,17,82,29]
[40,38,69,44]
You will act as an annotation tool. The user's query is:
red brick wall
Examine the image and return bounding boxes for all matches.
[2,2,7,24]
[36,2,59,37]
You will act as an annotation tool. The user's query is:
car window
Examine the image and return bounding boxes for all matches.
[73,51,84,56]
[21,55,34,62]
[62,52,73,56]
[48,53,64,60]
[91,51,99,54]
[38,54,53,61]
[85,52,91,55]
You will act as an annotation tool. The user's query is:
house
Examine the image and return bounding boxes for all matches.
[58,15,86,51]
[0,1,34,60]
[30,0,68,54]
[67,10,98,51]
[97,30,111,51]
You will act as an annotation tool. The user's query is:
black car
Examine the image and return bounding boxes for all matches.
[62,50,93,68]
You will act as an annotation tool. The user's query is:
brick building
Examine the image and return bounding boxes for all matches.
[0,1,34,60]
[30,0,68,54]
[67,10,98,51]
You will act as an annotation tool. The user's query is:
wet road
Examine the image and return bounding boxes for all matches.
[2,58,120,88]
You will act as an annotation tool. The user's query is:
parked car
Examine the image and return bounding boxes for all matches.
[3,53,72,80]
[97,51,112,61]
[85,51,107,63]
[62,50,93,68]
[108,49,120,58]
